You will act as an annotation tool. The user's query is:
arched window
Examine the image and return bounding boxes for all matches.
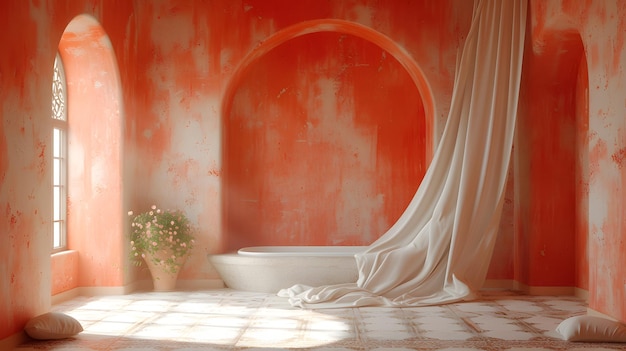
[52,53,67,252]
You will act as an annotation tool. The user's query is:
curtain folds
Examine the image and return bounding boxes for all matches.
[279,0,528,308]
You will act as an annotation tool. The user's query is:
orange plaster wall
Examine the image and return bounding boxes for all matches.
[518,27,582,288]
[0,1,56,340]
[522,0,626,321]
[51,251,79,295]
[486,165,516,280]
[60,17,125,288]
[224,30,426,249]
[127,1,474,281]
[574,54,589,291]
[0,0,133,340]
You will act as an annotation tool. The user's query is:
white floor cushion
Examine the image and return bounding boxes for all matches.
[557,315,626,342]
[24,312,83,340]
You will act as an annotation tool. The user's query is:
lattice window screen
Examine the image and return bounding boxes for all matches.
[52,55,66,121]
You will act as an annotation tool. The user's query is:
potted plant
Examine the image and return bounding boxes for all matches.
[128,205,195,291]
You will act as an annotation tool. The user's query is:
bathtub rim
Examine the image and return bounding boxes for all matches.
[237,245,368,257]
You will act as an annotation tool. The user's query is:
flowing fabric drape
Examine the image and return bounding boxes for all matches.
[279,0,528,308]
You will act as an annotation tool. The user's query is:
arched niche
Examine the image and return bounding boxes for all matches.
[221,20,433,251]
[53,14,125,289]
[516,24,587,292]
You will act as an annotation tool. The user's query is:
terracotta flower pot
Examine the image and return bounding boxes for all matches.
[143,251,187,291]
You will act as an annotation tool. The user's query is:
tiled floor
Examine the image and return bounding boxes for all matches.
[14,289,626,350]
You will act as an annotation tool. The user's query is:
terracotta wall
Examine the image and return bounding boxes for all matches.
[3,0,626,343]
[516,18,583,289]
[518,0,626,318]
[1,0,59,340]
[0,0,134,340]
[51,251,79,295]
[224,27,427,249]
[61,15,126,288]
[126,0,473,277]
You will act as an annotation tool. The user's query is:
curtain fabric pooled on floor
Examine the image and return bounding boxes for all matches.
[279,0,527,308]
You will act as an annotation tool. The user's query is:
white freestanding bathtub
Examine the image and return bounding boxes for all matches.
[208,246,366,293]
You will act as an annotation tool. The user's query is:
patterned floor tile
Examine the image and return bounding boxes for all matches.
[12,289,626,351]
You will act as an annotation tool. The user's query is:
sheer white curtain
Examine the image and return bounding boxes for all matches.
[279,0,528,308]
